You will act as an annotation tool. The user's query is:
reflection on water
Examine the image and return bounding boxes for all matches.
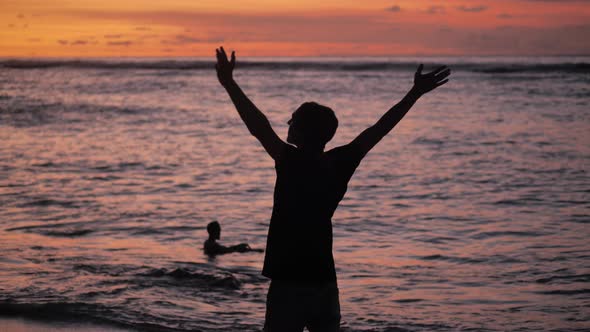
[0,57,589,331]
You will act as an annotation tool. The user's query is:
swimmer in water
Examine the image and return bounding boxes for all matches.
[204,221,263,256]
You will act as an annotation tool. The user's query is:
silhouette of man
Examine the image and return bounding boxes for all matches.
[215,47,450,331]
[204,221,258,256]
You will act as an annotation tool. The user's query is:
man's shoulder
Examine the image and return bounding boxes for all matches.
[326,143,363,161]
[275,144,296,157]
[274,144,299,167]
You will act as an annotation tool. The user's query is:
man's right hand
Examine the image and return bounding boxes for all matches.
[412,64,450,95]
[215,46,235,87]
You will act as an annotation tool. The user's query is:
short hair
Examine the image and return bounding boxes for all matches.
[207,221,220,234]
[292,102,338,145]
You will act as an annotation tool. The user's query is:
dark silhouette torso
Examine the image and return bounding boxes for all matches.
[262,144,362,282]
[203,239,223,256]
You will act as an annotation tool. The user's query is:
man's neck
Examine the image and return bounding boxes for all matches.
[298,144,325,157]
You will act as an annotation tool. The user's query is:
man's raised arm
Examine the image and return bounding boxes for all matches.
[215,47,286,160]
[349,64,451,159]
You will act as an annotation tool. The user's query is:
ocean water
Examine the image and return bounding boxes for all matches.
[0,56,589,331]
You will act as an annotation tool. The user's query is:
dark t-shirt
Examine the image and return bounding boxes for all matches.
[262,143,363,282]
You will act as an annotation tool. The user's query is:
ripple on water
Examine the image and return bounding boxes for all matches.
[416,254,487,264]
[470,230,547,240]
[1,57,589,331]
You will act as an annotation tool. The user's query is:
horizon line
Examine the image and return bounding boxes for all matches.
[2,54,590,59]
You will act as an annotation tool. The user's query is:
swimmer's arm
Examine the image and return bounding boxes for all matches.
[205,241,233,255]
[228,243,251,253]
[231,244,263,253]
[215,47,286,160]
[349,65,450,158]
[206,242,261,255]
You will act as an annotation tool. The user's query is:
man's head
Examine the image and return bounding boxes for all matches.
[287,102,338,148]
[207,221,221,240]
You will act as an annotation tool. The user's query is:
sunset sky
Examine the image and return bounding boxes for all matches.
[1,0,589,57]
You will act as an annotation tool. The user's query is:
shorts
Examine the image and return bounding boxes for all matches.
[264,279,341,332]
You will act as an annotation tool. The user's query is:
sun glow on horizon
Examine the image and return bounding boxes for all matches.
[1,0,589,57]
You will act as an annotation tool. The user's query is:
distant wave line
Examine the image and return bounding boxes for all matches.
[1,59,589,73]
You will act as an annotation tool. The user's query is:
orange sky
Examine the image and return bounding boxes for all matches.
[1,0,589,57]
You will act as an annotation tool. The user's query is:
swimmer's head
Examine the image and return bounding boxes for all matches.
[287,102,338,148]
[207,221,221,240]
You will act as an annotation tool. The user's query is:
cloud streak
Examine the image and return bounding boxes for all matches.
[70,40,89,46]
[160,34,224,45]
[456,5,488,13]
[425,6,445,14]
[386,5,401,12]
[107,40,132,46]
